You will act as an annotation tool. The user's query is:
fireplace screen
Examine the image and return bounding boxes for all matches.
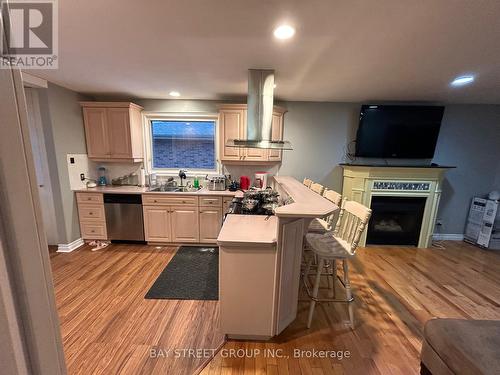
[367,196,427,246]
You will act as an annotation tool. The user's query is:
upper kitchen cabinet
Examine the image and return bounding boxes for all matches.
[219,105,246,161]
[218,104,286,163]
[80,102,144,162]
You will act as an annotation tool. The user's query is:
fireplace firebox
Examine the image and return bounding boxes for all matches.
[367,196,427,246]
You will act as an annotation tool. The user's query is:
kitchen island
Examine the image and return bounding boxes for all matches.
[217,176,338,339]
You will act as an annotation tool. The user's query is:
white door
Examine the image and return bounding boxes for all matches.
[24,88,58,245]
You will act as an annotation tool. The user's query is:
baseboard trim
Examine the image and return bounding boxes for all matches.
[57,238,84,253]
[432,234,464,241]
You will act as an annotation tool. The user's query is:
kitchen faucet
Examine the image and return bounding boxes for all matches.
[179,169,187,186]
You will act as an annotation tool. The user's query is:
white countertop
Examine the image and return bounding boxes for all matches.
[217,215,278,247]
[273,176,339,218]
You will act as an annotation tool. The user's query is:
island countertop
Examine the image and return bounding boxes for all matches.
[217,215,278,247]
[273,176,338,218]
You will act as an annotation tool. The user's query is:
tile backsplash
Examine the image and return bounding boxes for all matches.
[67,153,282,190]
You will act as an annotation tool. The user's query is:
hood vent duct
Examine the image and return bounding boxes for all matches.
[226,69,292,150]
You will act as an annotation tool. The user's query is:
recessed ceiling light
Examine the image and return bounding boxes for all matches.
[273,25,295,40]
[169,91,181,97]
[273,83,277,88]
[451,75,474,86]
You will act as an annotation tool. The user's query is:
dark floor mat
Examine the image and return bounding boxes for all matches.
[145,246,218,300]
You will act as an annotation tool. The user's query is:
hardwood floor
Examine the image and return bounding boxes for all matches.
[50,243,224,375]
[201,241,500,375]
[50,241,500,375]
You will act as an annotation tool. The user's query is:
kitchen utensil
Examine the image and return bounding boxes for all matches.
[228,180,239,191]
[240,176,251,190]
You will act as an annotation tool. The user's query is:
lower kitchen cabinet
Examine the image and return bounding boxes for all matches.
[76,192,108,240]
[199,207,222,243]
[143,207,171,242]
[170,206,200,243]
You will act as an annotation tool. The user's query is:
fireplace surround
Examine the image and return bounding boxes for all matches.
[341,164,453,248]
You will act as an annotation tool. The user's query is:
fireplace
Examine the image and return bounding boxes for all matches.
[341,165,452,248]
[367,196,427,246]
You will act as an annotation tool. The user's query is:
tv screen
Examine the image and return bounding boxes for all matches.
[355,105,444,159]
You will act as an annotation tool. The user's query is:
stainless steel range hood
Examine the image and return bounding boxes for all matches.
[226,69,292,150]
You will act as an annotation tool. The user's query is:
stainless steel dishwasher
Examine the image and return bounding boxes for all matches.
[104,194,145,241]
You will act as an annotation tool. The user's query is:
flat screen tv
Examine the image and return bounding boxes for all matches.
[355,105,445,159]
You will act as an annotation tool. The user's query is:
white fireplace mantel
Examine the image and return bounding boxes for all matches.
[340,164,454,248]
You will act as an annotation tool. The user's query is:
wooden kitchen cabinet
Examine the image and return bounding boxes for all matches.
[76,192,107,240]
[82,107,109,158]
[223,197,233,214]
[267,111,284,161]
[218,104,286,163]
[170,206,200,243]
[219,106,246,161]
[143,206,171,242]
[80,102,144,162]
[199,207,222,243]
[142,194,200,243]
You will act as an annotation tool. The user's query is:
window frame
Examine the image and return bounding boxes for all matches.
[143,112,220,176]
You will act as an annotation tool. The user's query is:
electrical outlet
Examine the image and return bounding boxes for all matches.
[80,173,85,181]
[436,219,443,226]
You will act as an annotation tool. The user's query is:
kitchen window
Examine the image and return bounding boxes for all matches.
[148,119,217,173]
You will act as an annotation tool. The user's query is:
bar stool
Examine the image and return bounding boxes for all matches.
[303,199,371,328]
[308,189,342,233]
[303,178,313,188]
[310,182,325,195]
[304,189,342,270]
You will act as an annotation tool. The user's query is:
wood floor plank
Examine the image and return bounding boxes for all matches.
[199,241,500,375]
[50,243,224,375]
[51,241,500,375]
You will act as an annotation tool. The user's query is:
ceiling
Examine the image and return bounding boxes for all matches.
[32,0,500,103]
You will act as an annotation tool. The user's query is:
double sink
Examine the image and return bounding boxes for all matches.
[148,186,202,193]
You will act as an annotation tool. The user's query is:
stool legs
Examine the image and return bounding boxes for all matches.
[307,257,324,328]
[343,260,354,328]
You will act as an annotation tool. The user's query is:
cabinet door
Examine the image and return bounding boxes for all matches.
[242,110,267,161]
[106,108,133,159]
[170,206,200,243]
[143,206,171,242]
[83,108,109,158]
[276,219,304,334]
[220,109,244,161]
[243,145,267,161]
[223,197,233,214]
[199,207,222,243]
[267,112,283,161]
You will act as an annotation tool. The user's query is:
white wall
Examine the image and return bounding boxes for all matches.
[278,101,359,191]
[433,105,500,233]
[38,83,90,244]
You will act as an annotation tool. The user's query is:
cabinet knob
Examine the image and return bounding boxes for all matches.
[182,200,186,203]
[91,230,95,233]
[88,197,91,200]
[89,212,93,215]
[154,200,157,203]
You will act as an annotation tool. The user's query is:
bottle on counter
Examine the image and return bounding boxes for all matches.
[97,167,107,186]
[193,175,200,189]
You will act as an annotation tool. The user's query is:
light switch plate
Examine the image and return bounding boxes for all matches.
[67,154,91,190]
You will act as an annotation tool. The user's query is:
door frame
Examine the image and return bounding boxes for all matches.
[0,14,66,374]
